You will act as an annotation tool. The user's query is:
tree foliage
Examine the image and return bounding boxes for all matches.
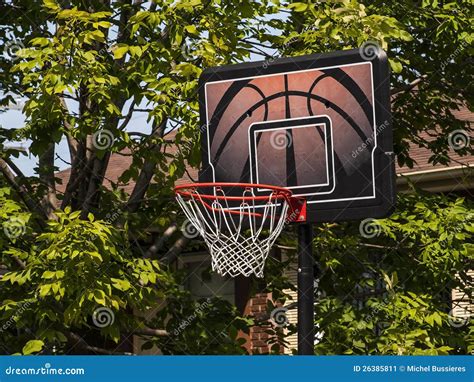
[307,192,473,355]
[0,0,472,354]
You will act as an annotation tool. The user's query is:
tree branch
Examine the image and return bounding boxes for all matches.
[65,331,131,355]
[159,234,191,265]
[118,100,136,131]
[126,117,167,213]
[62,139,87,210]
[133,327,169,337]
[38,141,59,219]
[391,75,427,96]
[11,255,26,270]
[145,222,178,259]
[81,151,111,216]
[60,153,88,210]
[0,158,48,225]
[241,38,273,49]
[59,96,78,163]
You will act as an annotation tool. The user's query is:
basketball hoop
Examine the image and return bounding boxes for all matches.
[175,182,306,278]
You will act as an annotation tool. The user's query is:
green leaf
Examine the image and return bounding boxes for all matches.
[106,103,121,115]
[288,2,308,12]
[399,30,413,41]
[30,37,49,47]
[113,46,129,59]
[433,312,443,326]
[83,51,95,61]
[93,289,106,305]
[43,0,59,12]
[169,162,177,178]
[185,25,198,35]
[39,284,52,297]
[22,340,44,355]
[140,273,149,285]
[42,271,56,279]
[389,59,403,73]
[111,278,131,291]
[129,46,142,57]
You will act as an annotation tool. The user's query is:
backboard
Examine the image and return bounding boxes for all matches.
[198,48,396,223]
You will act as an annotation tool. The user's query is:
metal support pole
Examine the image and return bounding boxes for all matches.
[297,223,314,355]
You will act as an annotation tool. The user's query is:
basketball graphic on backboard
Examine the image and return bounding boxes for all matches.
[199,48,395,222]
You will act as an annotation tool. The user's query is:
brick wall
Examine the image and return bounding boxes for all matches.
[248,293,271,354]
[238,292,285,354]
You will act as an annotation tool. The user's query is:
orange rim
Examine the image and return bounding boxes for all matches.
[175,182,294,218]
[175,182,292,201]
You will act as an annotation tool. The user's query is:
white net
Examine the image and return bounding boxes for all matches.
[176,184,292,278]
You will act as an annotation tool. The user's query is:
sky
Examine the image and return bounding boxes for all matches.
[0,97,153,176]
